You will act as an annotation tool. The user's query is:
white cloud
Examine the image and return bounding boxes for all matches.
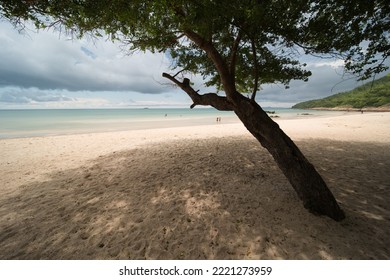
[0,21,170,93]
[0,86,192,109]
[311,59,345,69]
[0,87,75,103]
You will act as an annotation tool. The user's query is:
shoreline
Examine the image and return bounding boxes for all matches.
[300,106,390,112]
[1,112,389,259]
[0,108,359,140]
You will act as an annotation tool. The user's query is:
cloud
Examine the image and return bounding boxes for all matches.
[0,21,171,93]
[0,85,191,109]
[80,46,97,59]
[0,87,76,104]
[311,59,345,69]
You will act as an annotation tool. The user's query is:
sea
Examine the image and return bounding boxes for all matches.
[0,107,342,139]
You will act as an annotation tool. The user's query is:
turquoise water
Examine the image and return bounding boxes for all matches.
[0,108,236,138]
[0,107,341,139]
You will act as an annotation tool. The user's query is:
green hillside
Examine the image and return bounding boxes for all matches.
[292,73,390,110]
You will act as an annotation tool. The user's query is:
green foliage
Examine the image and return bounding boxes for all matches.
[292,74,390,109]
[1,0,389,96]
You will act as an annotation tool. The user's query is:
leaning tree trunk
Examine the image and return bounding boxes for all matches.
[232,94,345,221]
[162,72,345,221]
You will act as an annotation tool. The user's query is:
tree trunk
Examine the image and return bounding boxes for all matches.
[163,72,345,221]
[232,94,345,221]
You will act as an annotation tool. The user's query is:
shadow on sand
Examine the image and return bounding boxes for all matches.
[0,137,389,259]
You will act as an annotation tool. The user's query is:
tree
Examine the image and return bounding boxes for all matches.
[2,0,389,221]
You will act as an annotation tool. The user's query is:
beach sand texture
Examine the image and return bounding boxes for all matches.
[0,112,389,259]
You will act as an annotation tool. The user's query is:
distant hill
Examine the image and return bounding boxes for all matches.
[292,74,390,111]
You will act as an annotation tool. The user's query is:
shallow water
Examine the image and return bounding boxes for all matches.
[0,107,344,139]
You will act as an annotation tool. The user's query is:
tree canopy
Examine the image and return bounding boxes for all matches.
[2,0,389,221]
[1,0,389,100]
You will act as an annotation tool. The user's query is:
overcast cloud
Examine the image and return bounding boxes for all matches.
[0,20,388,109]
[0,22,171,92]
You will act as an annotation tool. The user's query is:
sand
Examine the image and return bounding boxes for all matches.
[0,112,389,259]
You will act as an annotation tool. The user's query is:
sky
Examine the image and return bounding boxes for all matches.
[0,20,388,109]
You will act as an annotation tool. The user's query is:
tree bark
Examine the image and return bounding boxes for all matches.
[231,94,345,221]
[162,73,234,111]
[163,73,346,221]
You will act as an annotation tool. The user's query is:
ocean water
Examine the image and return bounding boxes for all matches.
[0,107,341,139]
[0,108,234,138]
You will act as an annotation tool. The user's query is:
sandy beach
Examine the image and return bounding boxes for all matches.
[0,112,389,259]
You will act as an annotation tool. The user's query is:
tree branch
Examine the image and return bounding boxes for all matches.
[230,30,242,83]
[183,29,237,97]
[251,37,259,101]
[173,68,187,78]
[171,7,237,101]
[162,73,234,111]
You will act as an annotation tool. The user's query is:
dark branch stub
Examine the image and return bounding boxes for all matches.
[162,72,234,111]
